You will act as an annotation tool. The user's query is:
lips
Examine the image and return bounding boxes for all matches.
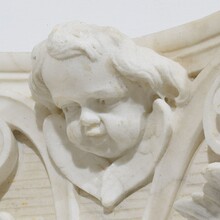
[85,123,106,137]
[67,122,111,154]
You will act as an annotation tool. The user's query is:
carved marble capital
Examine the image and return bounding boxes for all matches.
[1,12,220,220]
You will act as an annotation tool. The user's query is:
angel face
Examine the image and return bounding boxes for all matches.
[42,54,149,159]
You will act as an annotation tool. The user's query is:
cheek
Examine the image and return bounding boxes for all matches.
[66,121,82,143]
[101,113,143,145]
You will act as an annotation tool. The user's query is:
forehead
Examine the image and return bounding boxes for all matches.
[42,55,127,105]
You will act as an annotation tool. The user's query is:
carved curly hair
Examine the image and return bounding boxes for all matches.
[29,22,190,112]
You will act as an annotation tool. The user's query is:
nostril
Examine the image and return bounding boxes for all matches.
[81,119,100,127]
[80,108,101,127]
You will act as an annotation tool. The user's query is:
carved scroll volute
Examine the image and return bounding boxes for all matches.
[0,120,18,186]
[174,65,220,219]
[0,120,18,220]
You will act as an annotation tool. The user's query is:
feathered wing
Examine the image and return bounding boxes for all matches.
[43,114,110,201]
[101,99,172,207]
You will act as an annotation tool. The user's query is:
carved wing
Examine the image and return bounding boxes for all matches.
[101,99,172,207]
[43,114,110,200]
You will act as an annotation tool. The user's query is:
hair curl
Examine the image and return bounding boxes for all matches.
[29,21,190,112]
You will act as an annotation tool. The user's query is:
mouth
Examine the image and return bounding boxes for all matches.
[85,124,106,137]
[69,132,118,158]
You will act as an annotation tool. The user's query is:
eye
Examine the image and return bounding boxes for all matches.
[96,98,120,108]
[96,99,106,105]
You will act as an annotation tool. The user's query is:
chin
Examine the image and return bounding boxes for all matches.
[74,142,121,159]
[67,133,133,159]
[81,146,118,159]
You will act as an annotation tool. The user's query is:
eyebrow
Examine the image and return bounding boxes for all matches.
[53,87,128,108]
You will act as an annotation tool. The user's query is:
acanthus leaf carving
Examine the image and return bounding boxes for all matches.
[175,163,220,220]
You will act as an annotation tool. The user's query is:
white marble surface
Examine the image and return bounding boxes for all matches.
[1,12,220,220]
[29,21,191,209]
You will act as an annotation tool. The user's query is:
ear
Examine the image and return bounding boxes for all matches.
[204,76,220,154]
[112,42,190,107]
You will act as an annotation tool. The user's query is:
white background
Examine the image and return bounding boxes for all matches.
[1,0,220,52]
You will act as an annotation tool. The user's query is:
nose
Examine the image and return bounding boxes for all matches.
[80,107,101,127]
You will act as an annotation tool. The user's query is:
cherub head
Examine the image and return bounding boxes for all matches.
[30,22,189,159]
